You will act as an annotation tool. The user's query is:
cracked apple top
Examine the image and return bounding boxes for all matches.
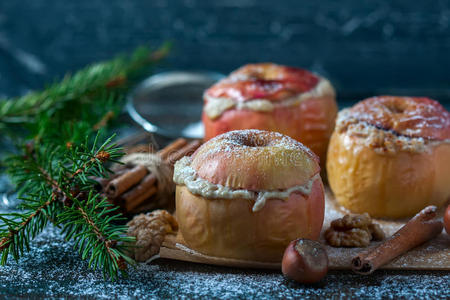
[345,96,450,140]
[205,63,320,103]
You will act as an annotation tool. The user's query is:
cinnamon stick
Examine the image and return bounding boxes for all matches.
[122,173,157,210]
[125,185,158,212]
[106,138,202,213]
[351,206,443,275]
[157,138,188,161]
[166,140,202,165]
[106,165,148,198]
[90,168,128,189]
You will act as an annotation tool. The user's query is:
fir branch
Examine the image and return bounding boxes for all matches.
[0,198,52,252]
[0,44,169,280]
[0,187,58,264]
[0,43,170,125]
[59,193,134,280]
[1,133,134,280]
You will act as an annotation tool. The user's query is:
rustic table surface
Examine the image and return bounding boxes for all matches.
[0,1,449,298]
[0,213,448,299]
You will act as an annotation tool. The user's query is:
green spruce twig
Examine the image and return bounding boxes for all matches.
[0,43,170,125]
[0,44,170,280]
[0,191,57,264]
[1,133,134,280]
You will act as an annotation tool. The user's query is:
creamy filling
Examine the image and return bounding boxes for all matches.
[336,109,450,154]
[174,156,318,212]
[204,77,335,120]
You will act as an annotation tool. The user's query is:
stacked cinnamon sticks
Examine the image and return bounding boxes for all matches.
[97,138,202,215]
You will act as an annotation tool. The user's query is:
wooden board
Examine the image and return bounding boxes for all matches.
[159,187,450,270]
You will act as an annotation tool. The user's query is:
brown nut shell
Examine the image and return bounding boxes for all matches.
[281,239,328,284]
[445,205,450,235]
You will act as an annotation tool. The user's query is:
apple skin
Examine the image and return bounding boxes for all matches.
[203,95,337,166]
[192,129,320,191]
[327,96,450,218]
[176,177,325,262]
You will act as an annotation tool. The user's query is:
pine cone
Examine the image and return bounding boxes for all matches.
[127,210,178,262]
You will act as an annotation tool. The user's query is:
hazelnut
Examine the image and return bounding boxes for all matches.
[444,205,450,235]
[281,239,328,284]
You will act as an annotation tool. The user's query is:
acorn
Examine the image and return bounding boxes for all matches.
[281,238,328,284]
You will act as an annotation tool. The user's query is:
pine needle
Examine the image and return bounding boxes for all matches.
[0,43,170,280]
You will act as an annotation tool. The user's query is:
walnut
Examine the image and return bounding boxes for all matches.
[368,223,385,241]
[325,213,385,247]
[325,228,372,247]
[127,210,178,262]
[330,213,371,230]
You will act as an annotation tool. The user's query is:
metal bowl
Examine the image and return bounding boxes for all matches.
[126,71,224,138]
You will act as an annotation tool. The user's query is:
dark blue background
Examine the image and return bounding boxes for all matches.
[0,0,449,106]
[0,1,450,297]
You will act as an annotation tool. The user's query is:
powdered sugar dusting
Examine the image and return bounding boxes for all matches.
[166,187,449,272]
[204,77,335,119]
[173,156,318,212]
[198,129,318,163]
[0,203,449,297]
[335,108,450,154]
[205,63,321,103]
[339,96,450,142]
[322,187,450,270]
